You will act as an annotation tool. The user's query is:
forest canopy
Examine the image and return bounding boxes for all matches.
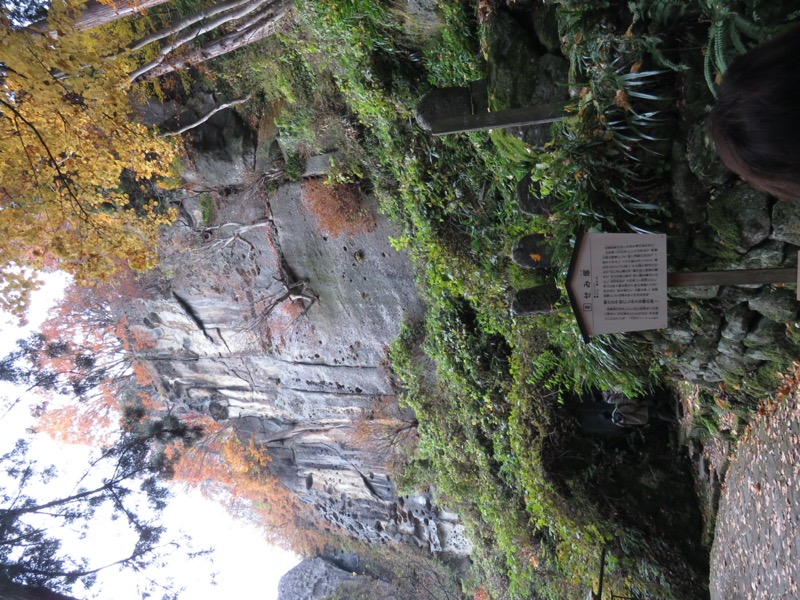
[0,0,179,321]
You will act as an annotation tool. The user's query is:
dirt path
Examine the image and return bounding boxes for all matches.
[710,394,800,599]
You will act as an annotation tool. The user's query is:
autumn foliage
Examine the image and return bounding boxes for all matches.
[300,178,376,238]
[32,283,161,445]
[167,418,330,553]
[25,280,329,554]
[352,394,418,472]
[0,0,179,320]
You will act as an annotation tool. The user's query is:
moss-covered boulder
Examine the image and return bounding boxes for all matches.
[771,200,800,246]
[707,185,771,254]
[483,8,568,147]
[686,123,734,188]
[484,9,568,109]
[748,287,799,323]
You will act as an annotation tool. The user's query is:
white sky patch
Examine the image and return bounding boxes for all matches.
[0,272,300,599]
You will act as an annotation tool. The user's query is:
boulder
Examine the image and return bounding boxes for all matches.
[707,184,771,253]
[771,199,800,246]
[748,288,799,323]
[303,152,338,177]
[278,558,367,600]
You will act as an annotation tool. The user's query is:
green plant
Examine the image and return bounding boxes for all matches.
[199,193,213,226]
[283,153,305,181]
[700,1,766,95]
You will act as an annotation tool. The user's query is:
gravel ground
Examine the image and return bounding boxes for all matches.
[710,393,800,599]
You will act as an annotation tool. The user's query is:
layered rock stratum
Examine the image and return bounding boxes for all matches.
[120,106,471,599]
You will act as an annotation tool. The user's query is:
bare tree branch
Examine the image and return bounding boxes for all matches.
[159,95,252,138]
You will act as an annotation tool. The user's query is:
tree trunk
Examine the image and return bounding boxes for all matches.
[0,579,79,600]
[127,0,280,81]
[129,0,256,51]
[30,0,291,81]
[29,0,171,32]
[78,0,172,29]
[136,0,291,81]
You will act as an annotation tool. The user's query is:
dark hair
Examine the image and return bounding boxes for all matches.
[708,26,800,199]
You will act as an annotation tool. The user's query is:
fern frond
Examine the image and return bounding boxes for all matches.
[731,14,764,40]
[730,24,747,54]
[703,37,718,97]
[713,22,729,75]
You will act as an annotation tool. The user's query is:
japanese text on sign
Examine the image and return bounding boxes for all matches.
[566,233,667,339]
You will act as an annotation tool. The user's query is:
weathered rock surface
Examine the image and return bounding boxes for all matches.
[125,112,472,562]
[277,557,369,599]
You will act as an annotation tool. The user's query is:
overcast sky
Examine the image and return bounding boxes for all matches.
[0,272,299,600]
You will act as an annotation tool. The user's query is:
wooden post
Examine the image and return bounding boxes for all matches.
[422,101,566,136]
[595,547,606,600]
[667,268,796,287]
[415,81,565,136]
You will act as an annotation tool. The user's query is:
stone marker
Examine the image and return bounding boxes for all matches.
[511,283,561,317]
[511,233,552,270]
[517,174,553,216]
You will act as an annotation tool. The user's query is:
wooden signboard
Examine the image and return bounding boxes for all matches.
[566,231,668,342]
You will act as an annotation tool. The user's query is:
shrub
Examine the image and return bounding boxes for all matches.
[300,178,376,237]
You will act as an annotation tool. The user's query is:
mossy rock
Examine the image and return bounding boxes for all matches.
[716,286,761,307]
[670,141,709,225]
[707,185,771,254]
[686,123,734,188]
[391,0,442,47]
[720,303,754,342]
[739,364,785,398]
[748,287,799,323]
[484,9,569,110]
[669,285,720,300]
[691,230,739,261]
[733,240,786,270]
[690,307,724,339]
[662,327,695,346]
[771,200,800,246]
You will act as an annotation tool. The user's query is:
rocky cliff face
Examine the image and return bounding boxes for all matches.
[123,108,471,567]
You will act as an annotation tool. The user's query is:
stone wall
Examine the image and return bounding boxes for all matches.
[645,113,800,394]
